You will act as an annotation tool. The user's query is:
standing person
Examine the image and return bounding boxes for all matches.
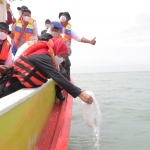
[11,9,38,56]
[0,22,12,66]
[58,12,96,76]
[0,38,93,105]
[59,12,96,46]
[41,19,51,34]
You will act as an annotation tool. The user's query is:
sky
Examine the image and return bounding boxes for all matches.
[7,0,150,73]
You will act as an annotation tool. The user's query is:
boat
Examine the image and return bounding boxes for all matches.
[0,1,73,149]
[0,79,73,150]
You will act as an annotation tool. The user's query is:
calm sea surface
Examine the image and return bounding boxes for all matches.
[68,72,150,150]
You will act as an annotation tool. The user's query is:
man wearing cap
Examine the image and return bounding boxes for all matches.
[11,8,38,56]
[0,37,93,105]
[0,22,12,67]
[59,12,96,45]
[41,19,51,34]
[47,21,71,53]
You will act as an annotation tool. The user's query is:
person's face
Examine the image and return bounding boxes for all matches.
[50,27,61,37]
[51,28,60,33]
[22,12,31,23]
[60,14,69,27]
[45,21,51,28]
[22,12,31,18]
[0,27,8,41]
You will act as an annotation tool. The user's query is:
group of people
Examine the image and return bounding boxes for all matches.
[0,3,97,104]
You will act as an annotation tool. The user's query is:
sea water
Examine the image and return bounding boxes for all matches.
[69,71,150,150]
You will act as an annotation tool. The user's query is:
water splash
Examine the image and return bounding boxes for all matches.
[93,120,101,150]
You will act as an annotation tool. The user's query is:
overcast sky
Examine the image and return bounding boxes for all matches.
[9,0,150,73]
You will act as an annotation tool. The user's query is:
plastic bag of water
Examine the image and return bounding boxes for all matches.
[81,91,102,129]
[81,91,102,149]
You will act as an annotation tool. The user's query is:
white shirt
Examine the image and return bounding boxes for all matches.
[13,43,29,61]
[61,27,82,42]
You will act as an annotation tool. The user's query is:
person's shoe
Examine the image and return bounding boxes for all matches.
[56,90,65,101]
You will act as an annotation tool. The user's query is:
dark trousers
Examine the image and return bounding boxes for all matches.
[61,57,71,80]
[0,78,25,98]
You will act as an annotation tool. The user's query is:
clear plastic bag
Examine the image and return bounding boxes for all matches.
[81,91,102,129]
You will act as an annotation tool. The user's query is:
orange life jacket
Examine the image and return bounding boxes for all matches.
[12,40,57,88]
[12,19,35,55]
[0,39,10,65]
[62,23,72,43]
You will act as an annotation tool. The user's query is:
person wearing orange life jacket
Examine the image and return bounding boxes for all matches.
[0,37,93,105]
[0,22,12,67]
[59,12,96,46]
[11,8,38,56]
[14,33,65,101]
[17,5,37,27]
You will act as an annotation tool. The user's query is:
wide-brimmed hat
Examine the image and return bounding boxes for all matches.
[59,12,71,20]
[17,5,28,11]
[38,33,53,41]
[0,22,11,34]
[51,21,63,31]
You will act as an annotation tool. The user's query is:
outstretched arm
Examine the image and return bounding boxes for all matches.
[81,37,96,45]
[28,54,93,104]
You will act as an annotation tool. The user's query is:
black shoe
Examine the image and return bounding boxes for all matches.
[56,90,65,101]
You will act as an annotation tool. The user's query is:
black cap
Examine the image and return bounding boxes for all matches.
[0,22,11,34]
[38,33,53,41]
[59,12,71,20]
[17,5,28,11]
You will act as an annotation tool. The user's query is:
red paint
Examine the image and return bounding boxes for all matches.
[35,90,73,150]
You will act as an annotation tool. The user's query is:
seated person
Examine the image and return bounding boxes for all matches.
[0,22,12,66]
[0,36,93,105]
